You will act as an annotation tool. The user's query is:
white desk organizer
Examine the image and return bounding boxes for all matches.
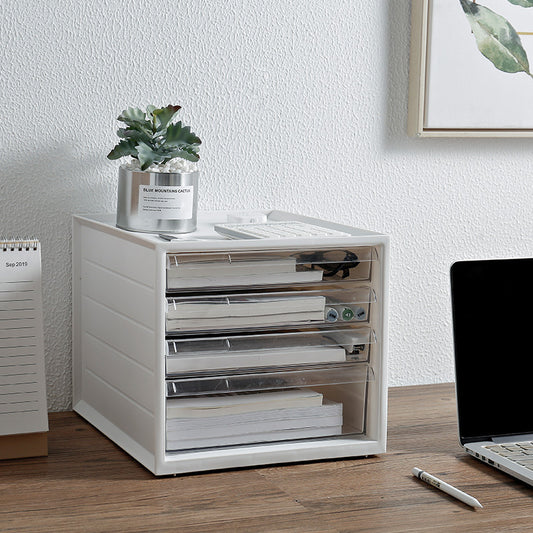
[72,210,389,475]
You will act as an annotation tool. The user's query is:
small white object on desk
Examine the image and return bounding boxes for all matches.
[226,212,268,224]
[412,467,483,509]
[214,221,351,240]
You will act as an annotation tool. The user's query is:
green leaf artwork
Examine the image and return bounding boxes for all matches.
[507,0,533,7]
[459,0,533,78]
[107,105,201,170]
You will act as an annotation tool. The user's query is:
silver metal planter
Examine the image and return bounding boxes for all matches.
[116,166,199,233]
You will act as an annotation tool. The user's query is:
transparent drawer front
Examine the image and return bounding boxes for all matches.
[166,287,376,334]
[166,327,375,375]
[165,369,371,452]
[166,247,376,291]
[166,362,374,397]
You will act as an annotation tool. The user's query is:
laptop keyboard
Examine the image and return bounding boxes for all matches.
[483,442,533,470]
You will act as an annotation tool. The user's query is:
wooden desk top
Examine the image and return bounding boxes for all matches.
[1,383,531,532]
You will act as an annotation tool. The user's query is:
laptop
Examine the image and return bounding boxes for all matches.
[451,258,533,486]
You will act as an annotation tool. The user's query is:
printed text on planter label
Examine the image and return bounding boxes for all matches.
[139,185,194,220]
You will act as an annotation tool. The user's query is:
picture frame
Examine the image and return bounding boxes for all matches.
[408,0,533,137]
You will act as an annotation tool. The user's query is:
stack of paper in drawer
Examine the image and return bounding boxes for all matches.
[166,295,327,331]
[166,333,348,373]
[166,389,342,451]
[167,257,323,290]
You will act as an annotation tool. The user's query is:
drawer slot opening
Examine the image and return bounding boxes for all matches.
[165,374,371,452]
[167,247,377,291]
[165,327,376,375]
[166,288,376,334]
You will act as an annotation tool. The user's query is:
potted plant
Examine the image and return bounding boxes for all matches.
[107,104,201,233]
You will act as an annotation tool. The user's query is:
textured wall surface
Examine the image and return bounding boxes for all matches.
[1,1,532,411]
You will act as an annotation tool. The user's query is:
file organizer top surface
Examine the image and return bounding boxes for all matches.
[80,210,379,247]
[0,239,48,457]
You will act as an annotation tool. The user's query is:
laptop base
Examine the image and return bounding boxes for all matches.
[464,441,533,487]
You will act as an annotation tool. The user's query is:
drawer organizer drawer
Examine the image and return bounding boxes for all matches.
[166,287,376,334]
[165,364,373,452]
[165,327,376,375]
[166,247,376,291]
[166,362,373,396]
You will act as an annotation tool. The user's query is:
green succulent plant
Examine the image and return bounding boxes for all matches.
[107,105,201,170]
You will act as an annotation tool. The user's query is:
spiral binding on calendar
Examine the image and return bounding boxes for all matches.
[0,238,39,251]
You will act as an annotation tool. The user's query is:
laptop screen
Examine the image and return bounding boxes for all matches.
[451,258,533,445]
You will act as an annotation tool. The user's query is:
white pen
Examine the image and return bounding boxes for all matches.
[412,467,483,509]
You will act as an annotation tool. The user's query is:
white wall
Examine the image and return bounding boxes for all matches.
[1,1,532,411]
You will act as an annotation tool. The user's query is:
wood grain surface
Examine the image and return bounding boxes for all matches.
[1,383,531,532]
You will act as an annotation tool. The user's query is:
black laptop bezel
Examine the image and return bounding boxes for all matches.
[451,258,533,446]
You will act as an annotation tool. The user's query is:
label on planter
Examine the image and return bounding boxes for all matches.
[138,185,194,219]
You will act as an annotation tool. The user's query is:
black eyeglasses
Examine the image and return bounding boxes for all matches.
[298,250,360,279]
